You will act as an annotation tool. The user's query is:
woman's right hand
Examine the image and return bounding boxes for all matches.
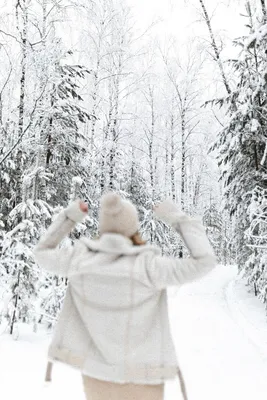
[153,199,187,225]
[154,200,216,262]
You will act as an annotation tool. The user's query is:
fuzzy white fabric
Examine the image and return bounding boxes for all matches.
[154,199,187,225]
[154,200,214,259]
[99,192,139,237]
[34,200,216,385]
[65,199,87,223]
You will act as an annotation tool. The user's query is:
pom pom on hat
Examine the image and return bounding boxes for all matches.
[100,192,123,216]
[99,192,139,237]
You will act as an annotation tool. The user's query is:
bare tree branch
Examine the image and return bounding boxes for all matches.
[0,30,21,45]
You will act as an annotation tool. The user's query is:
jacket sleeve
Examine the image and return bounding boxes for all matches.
[141,215,217,290]
[33,201,86,277]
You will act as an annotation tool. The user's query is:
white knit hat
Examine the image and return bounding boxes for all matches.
[99,192,139,237]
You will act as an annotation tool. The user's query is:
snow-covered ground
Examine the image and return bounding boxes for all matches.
[1,265,267,400]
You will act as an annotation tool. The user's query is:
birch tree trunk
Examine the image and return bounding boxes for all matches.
[16,0,27,143]
[170,114,176,201]
[15,0,28,206]
[33,0,48,200]
[260,0,267,21]
[143,85,157,242]
[181,108,186,211]
[198,0,231,95]
[109,43,122,190]
[10,271,20,335]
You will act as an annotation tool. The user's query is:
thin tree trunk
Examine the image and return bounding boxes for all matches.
[46,80,56,167]
[16,0,27,141]
[102,81,113,192]
[149,87,155,202]
[170,115,176,201]
[91,62,100,148]
[260,0,267,21]
[198,0,231,95]
[90,14,105,148]
[15,0,28,205]
[165,138,169,193]
[109,56,121,189]
[179,110,187,258]
[100,102,112,193]
[193,170,201,207]
[10,271,21,335]
[33,0,48,200]
[130,148,134,194]
[46,133,52,165]
[109,145,115,189]
[181,110,186,210]
[246,1,261,172]
[145,86,156,243]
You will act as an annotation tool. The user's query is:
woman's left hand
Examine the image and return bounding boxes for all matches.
[79,201,88,213]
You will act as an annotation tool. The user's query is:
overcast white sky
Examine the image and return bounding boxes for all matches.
[127,0,246,58]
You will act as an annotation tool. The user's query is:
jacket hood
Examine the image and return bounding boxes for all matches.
[80,233,160,256]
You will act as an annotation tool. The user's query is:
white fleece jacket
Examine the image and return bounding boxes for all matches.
[34,200,216,385]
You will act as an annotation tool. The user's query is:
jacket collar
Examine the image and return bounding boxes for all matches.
[80,233,160,256]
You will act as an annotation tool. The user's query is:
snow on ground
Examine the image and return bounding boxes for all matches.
[166,265,267,400]
[1,265,267,400]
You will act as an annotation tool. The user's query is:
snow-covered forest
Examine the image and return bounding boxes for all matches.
[0,0,266,336]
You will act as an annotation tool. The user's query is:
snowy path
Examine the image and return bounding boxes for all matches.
[166,265,267,400]
[1,265,267,400]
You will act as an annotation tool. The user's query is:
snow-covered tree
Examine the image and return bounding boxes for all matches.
[244,185,267,304]
[0,188,52,335]
[210,3,267,304]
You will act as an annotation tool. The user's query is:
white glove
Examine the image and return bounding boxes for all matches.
[65,200,87,223]
[154,199,215,260]
[154,199,188,225]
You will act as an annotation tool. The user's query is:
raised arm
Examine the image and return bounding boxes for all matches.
[140,200,217,289]
[33,200,87,277]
